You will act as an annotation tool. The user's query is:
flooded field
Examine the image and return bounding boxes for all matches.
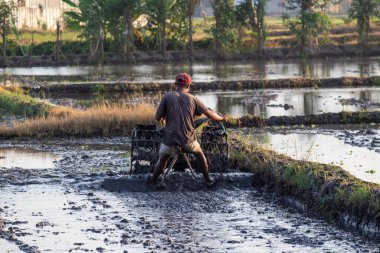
[48,87,380,118]
[0,136,379,252]
[0,239,22,253]
[2,56,380,251]
[1,56,380,82]
[254,131,380,184]
[196,87,380,117]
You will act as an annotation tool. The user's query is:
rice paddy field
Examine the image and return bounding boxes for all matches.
[1,55,380,252]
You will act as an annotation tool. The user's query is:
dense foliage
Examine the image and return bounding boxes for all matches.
[348,0,380,45]
[0,0,15,58]
[283,0,331,52]
[236,0,267,53]
[1,0,380,59]
[211,0,239,52]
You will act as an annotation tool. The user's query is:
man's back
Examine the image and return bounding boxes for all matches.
[155,91,207,147]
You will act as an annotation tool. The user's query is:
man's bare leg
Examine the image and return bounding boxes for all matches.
[151,154,171,184]
[193,151,213,184]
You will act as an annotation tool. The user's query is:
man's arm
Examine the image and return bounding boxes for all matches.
[203,109,227,122]
[155,95,166,121]
[195,97,227,122]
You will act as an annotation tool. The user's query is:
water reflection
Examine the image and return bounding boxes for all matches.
[48,87,380,118]
[194,87,380,117]
[0,239,21,253]
[0,148,60,169]
[1,56,380,82]
[254,133,380,184]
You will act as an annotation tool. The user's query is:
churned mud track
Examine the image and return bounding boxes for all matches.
[0,138,379,252]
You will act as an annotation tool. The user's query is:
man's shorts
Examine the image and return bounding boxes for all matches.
[159,141,202,156]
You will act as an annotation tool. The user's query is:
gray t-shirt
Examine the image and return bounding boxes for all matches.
[156,91,208,147]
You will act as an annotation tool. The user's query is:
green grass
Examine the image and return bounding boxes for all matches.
[10,30,81,45]
[374,76,380,86]
[0,87,49,117]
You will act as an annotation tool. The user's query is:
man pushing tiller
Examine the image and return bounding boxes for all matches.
[147,73,228,188]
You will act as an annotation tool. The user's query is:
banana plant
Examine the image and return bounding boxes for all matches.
[142,0,177,56]
[63,0,106,61]
[105,0,141,53]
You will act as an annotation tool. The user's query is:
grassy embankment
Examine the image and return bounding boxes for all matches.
[226,111,380,127]
[28,76,380,94]
[0,86,49,117]
[229,134,380,238]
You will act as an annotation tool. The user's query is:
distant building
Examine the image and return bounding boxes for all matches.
[7,0,76,31]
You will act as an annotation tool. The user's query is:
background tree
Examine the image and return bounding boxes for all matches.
[0,0,15,58]
[106,0,140,53]
[142,0,177,56]
[283,0,330,53]
[185,0,199,56]
[64,0,106,61]
[211,0,239,53]
[236,0,268,54]
[348,0,380,46]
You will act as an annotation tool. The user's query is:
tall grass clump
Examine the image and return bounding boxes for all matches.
[0,86,49,117]
[0,103,155,137]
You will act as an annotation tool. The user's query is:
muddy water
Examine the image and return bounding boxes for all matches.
[0,184,378,252]
[1,56,380,82]
[0,148,60,169]
[254,132,380,184]
[0,239,22,253]
[0,138,379,252]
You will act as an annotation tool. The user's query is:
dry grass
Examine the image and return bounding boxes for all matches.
[0,104,156,138]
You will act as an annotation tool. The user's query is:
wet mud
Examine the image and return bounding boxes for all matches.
[0,137,379,252]
[102,172,254,192]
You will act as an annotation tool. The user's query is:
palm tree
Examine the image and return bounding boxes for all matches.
[63,0,106,61]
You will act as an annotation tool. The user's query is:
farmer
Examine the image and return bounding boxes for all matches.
[148,72,227,188]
